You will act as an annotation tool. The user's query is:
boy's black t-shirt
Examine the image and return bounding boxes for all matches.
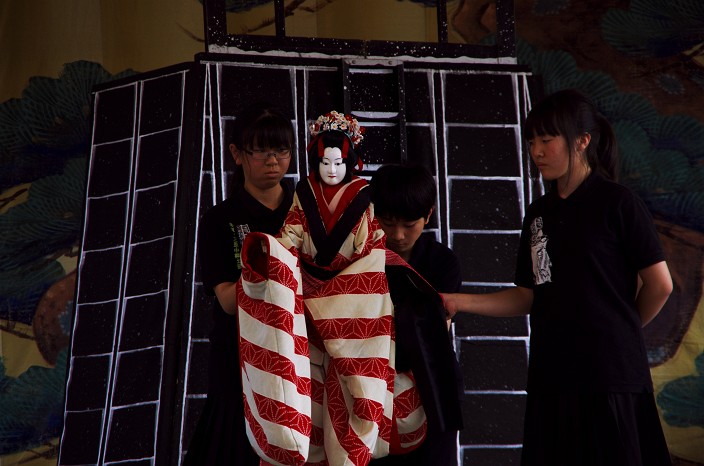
[370,233,462,466]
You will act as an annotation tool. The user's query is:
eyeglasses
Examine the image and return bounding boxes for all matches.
[244,148,292,161]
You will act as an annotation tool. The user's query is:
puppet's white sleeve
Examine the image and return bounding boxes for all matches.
[237,232,311,466]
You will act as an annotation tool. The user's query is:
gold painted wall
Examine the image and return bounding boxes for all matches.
[0,0,204,102]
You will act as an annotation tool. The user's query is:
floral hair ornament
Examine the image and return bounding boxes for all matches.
[308,110,365,170]
[309,110,365,147]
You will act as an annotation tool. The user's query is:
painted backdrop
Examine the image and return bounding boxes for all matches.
[1,0,702,464]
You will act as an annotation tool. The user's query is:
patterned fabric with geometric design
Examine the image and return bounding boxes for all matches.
[237,193,426,466]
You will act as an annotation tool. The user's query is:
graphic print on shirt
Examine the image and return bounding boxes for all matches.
[530,216,552,285]
[229,223,251,269]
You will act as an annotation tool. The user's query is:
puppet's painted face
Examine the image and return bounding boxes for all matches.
[320,147,347,185]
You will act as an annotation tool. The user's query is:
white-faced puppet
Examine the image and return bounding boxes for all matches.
[236,111,461,466]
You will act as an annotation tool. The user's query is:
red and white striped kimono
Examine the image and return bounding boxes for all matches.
[237,175,427,466]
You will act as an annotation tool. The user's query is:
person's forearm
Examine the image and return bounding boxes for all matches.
[636,284,670,326]
[635,282,672,326]
[214,282,238,314]
[442,287,532,318]
[636,261,673,326]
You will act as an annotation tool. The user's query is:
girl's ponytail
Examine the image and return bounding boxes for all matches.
[595,114,619,182]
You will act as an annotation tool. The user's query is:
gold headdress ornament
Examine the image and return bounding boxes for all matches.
[308,110,365,170]
[309,111,365,147]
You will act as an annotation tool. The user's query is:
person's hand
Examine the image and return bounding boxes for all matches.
[440,293,458,318]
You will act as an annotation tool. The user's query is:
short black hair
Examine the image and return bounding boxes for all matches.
[231,102,294,152]
[229,102,294,189]
[370,164,436,220]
